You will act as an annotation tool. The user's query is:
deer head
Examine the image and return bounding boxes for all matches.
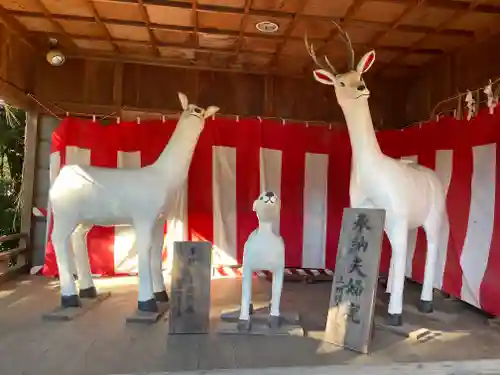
[178,92,219,122]
[304,21,376,108]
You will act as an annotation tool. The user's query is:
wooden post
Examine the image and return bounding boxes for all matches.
[324,208,386,354]
[19,109,39,268]
[169,241,212,334]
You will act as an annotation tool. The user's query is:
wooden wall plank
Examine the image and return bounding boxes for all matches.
[32,56,408,128]
[404,32,500,124]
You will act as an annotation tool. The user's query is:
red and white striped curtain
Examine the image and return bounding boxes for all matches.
[39,108,500,317]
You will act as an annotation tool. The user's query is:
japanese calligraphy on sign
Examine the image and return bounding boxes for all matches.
[176,247,197,316]
[169,241,212,334]
[324,208,386,354]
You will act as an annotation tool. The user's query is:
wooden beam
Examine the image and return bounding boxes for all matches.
[302,0,371,74]
[0,5,37,50]
[191,0,199,49]
[230,0,254,67]
[6,9,476,40]
[66,49,418,77]
[0,76,31,109]
[19,109,39,268]
[269,0,309,72]
[31,0,79,50]
[42,31,444,59]
[83,0,119,52]
[368,0,428,47]
[374,0,500,14]
[377,0,491,75]
[137,0,160,56]
[78,0,500,15]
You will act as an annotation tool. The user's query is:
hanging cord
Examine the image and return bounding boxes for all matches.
[27,94,62,120]
[430,76,500,120]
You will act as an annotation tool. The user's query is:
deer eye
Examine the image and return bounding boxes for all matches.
[339,82,345,87]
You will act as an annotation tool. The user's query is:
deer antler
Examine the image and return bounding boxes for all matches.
[304,31,337,74]
[331,20,355,70]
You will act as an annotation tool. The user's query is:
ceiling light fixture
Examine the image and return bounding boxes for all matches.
[46,37,66,67]
[256,21,279,33]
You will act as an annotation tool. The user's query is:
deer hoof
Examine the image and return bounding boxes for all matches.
[268,315,282,329]
[61,294,82,308]
[79,286,98,299]
[138,298,158,313]
[418,300,434,314]
[237,318,251,332]
[154,290,170,303]
[386,313,403,326]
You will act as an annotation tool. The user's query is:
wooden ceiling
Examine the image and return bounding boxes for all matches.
[0,0,500,77]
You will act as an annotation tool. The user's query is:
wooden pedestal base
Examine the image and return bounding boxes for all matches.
[126,302,169,325]
[42,292,111,321]
[217,308,304,336]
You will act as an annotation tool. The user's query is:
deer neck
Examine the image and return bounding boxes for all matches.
[340,99,383,169]
[150,115,204,187]
[258,221,274,234]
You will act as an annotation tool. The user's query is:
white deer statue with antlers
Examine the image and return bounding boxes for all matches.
[304,22,447,326]
[49,93,219,314]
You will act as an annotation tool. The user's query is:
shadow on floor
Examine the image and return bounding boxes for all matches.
[0,275,499,375]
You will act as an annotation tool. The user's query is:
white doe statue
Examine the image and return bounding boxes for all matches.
[484,80,498,115]
[305,22,447,326]
[238,191,285,331]
[49,92,219,313]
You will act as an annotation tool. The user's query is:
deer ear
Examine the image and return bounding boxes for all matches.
[178,92,189,110]
[204,106,219,119]
[312,69,336,86]
[357,50,376,74]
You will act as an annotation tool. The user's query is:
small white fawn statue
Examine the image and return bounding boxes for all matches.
[49,93,219,313]
[304,22,447,326]
[238,191,285,331]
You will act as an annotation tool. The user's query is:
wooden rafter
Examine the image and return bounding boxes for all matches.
[66,49,417,77]
[301,0,370,74]
[0,5,37,51]
[376,0,500,14]
[230,0,254,67]
[368,0,428,47]
[377,0,491,75]
[192,0,199,49]
[268,0,309,73]
[2,0,498,78]
[31,0,78,50]
[7,10,477,40]
[137,0,160,56]
[40,30,443,60]
[82,0,118,52]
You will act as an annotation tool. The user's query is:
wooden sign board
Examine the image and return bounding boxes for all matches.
[168,241,212,334]
[324,208,386,354]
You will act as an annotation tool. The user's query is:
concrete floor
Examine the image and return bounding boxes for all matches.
[0,275,499,375]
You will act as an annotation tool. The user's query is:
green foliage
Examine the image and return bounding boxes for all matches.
[0,102,25,250]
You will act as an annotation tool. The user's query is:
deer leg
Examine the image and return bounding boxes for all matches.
[386,221,408,326]
[150,219,168,303]
[72,224,97,298]
[52,217,80,308]
[134,221,157,312]
[268,267,284,329]
[238,265,253,331]
[386,255,394,294]
[419,213,443,313]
